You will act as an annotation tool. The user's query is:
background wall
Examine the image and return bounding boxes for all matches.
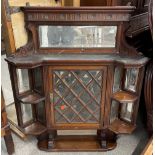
[9,0,61,49]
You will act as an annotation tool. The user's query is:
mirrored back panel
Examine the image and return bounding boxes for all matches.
[39,26,117,48]
[16,69,30,94]
[125,68,139,92]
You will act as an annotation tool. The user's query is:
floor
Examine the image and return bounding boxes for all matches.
[1,116,149,155]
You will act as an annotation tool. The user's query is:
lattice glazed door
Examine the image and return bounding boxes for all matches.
[50,67,107,128]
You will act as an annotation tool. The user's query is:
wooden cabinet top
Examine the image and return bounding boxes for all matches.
[6,53,148,68]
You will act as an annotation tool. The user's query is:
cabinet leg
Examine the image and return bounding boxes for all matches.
[97,129,117,149]
[37,130,57,151]
[4,131,15,155]
[48,131,56,149]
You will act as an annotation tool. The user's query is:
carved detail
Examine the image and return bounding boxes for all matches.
[10,41,34,57]
[119,23,140,56]
[10,23,35,57]
[22,6,135,22]
[27,13,130,22]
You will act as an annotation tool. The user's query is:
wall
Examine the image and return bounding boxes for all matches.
[9,0,61,49]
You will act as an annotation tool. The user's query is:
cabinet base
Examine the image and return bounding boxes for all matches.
[37,135,117,152]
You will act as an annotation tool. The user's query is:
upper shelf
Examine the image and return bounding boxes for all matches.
[5,53,148,68]
[112,91,138,103]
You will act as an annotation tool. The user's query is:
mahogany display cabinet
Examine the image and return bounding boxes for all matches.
[5,6,148,152]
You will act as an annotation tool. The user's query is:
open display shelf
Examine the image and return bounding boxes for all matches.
[18,91,45,104]
[112,91,138,103]
[109,119,136,134]
[24,122,47,136]
[110,91,137,133]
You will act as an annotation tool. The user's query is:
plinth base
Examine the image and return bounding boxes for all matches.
[37,135,117,152]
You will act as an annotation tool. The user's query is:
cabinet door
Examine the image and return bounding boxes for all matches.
[50,66,107,129]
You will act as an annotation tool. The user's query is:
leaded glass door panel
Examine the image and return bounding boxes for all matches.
[50,66,107,128]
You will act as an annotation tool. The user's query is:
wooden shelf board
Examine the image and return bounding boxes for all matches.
[24,122,47,136]
[38,135,117,152]
[18,92,45,104]
[112,91,137,103]
[109,119,135,134]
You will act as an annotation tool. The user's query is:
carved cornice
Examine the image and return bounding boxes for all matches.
[26,13,130,22]
[21,6,135,22]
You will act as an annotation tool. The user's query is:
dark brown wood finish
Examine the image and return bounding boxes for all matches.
[20,6,136,55]
[125,0,150,37]
[18,92,45,104]
[109,119,135,134]
[38,134,116,151]
[112,91,138,103]
[5,6,148,152]
[80,0,107,6]
[104,65,115,128]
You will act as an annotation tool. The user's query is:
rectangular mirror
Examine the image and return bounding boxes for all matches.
[36,101,46,124]
[125,68,139,92]
[39,26,117,48]
[110,100,119,123]
[113,66,122,93]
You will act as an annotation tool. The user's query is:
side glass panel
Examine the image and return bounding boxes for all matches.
[125,68,139,92]
[110,100,134,124]
[21,103,33,124]
[16,69,30,93]
[6,103,18,125]
[53,70,103,124]
[110,100,119,123]
[33,67,43,93]
[39,26,117,48]
[120,102,133,122]
[36,101,46,124]
[113,66,122,93]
